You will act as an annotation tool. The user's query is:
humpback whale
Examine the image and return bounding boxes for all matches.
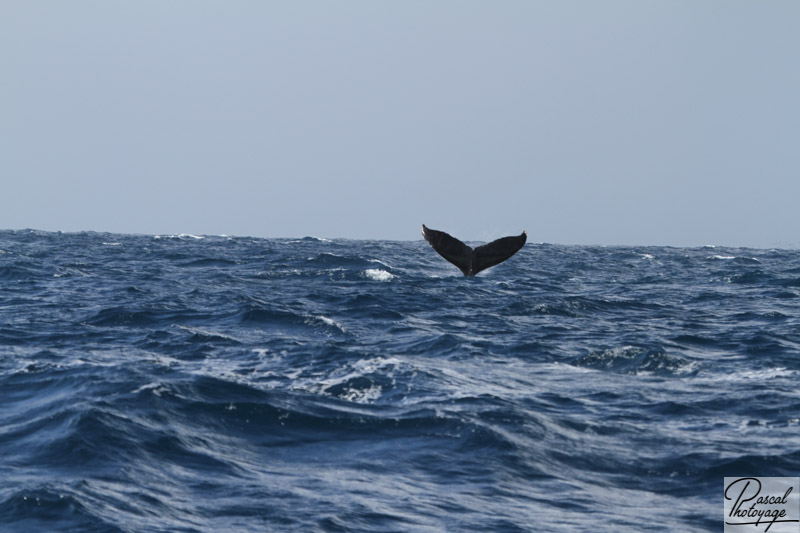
[421,225,527,276]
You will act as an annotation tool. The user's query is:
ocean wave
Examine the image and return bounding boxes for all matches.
[572,346,695,376]
[177,257,239,268]
[85,306,208,328]
[0,265,41,281]
[154,233,205,240]
[304,252,373,268]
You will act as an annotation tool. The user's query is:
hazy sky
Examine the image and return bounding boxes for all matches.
[3,2,799,247]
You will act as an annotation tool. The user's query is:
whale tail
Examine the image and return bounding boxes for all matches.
[421,225,527,276]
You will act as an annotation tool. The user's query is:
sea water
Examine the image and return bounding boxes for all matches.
[1,230,799,532]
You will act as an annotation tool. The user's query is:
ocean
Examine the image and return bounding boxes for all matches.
[1,229,798,532]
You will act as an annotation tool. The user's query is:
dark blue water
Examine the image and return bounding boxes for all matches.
[1,229,799,532]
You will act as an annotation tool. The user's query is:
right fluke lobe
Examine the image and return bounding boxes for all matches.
[421,225,526,276]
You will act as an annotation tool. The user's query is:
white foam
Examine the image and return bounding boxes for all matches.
[299,356,405,404]
[364,268,395,281]
[315,315,346,333]
[709,255,736,260]
[340,384,384,404]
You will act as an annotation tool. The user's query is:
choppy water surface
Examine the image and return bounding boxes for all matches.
[1,230,799,532]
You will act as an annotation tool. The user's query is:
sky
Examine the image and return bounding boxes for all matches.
[2,2,799,247]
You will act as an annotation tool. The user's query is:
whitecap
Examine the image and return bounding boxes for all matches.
[309,315,346,333]
[339,384,383,404]
[364,268,395,281]
[298,356,405,404]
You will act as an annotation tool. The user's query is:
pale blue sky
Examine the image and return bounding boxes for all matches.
[2,2,798,247]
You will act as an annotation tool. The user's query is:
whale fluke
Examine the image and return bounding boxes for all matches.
[421,225,527,276]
